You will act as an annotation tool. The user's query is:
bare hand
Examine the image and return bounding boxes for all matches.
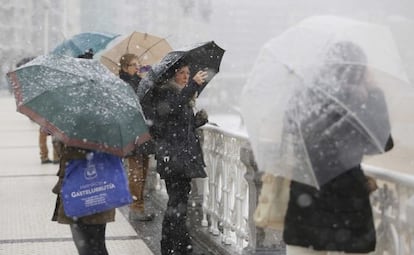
[193,71,208,86]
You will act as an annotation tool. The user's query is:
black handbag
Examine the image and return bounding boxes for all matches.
[155,137,206,179]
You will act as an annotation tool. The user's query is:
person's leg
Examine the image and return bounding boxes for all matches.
[287,245,327,255]
[161,178,192,255]
[127,154,153,221]
[39,128,50,163]
[70,223,108,255]
[287,245,373,255]
[127,154,144,212]
[328,252,373,255]
[51,137,60,163]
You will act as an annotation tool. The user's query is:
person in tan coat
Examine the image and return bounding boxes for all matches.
[52,143,115,255]
[39,127,59,164]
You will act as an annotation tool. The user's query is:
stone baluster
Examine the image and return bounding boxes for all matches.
[240,146,285,255]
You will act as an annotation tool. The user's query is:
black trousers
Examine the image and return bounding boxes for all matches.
[70,222,108,255]
[161,178,193,255]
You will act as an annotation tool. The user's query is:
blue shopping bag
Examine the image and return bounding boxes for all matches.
[61,151,132,218]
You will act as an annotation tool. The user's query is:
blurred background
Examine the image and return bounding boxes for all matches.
[1,0,414,116]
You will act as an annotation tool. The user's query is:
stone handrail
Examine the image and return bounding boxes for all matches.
[201,124,250,253]
[362,164,414,255]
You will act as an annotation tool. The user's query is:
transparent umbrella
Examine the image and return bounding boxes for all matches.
[241,15,414,188]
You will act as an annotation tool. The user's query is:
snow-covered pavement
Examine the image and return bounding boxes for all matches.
[0,93,153,255]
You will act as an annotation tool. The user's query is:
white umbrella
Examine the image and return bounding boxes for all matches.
[241,15,414,188]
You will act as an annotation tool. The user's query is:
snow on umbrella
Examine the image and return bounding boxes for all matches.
[136,40,225,100]
[7,54,150,157]
[241,15,414,188]
[52,32,120,57]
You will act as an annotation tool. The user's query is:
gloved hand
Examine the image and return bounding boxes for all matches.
[136,140,156,156]
[365,175,378,194]
[194,109,208,127]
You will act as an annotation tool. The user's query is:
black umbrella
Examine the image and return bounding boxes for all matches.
[137,41,225,100]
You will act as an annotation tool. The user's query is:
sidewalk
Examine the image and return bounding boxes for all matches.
[0,93,154,255]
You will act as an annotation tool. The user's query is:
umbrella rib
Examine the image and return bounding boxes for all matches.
[312,86,385,152]
[280,62,335,187]
[137,38,170,62]
[126,32,138,53]
[279,60,385,153]
[100,55,119,67]
[292,109,320,189]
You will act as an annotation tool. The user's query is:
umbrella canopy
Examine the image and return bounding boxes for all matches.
[241,15,414,188]
[7,54,150,157]
[16,56,36,68]
[52,32,119,57]
[137,41,225,100]
[97,31,173,74]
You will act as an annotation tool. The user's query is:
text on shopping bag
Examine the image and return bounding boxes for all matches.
[61,151,132,218]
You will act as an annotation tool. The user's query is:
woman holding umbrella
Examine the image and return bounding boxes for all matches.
[119,53,155,221]
[51,51,115,255]
[151,59,209,255]
[282,41,394,254]
[52,145,115,255]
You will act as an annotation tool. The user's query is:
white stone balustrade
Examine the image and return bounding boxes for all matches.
[198,124,414,255]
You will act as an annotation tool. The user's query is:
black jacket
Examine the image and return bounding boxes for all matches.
[284,167,377,252]
[119,70,156,155]
[119,70,142,95]
[151,81,207,179]
[283,87,393,252]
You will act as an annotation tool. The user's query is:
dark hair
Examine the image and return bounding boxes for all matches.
[324,41,367,85]
[77,48,94,59]
[173,58,189,70]
[119,53,139,71]
[165,59,189,80]
[316,41,367,89]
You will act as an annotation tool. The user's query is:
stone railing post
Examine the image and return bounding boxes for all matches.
[240,146,285,255]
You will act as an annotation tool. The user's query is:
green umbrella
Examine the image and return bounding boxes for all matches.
[7,54,150,157]
[52,32,119,57]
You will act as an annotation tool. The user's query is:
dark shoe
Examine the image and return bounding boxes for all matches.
[129,211,155,221]
[41,159,52,164]
[52,160,60,164]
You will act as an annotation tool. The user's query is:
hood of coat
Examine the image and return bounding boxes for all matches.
[161,80,197,107]
[160,79,183,92]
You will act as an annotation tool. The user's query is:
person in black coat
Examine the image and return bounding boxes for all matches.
[119,53,143,94]
[151,59,208,255]
[118,53,155,221]
[282,41,394,254]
